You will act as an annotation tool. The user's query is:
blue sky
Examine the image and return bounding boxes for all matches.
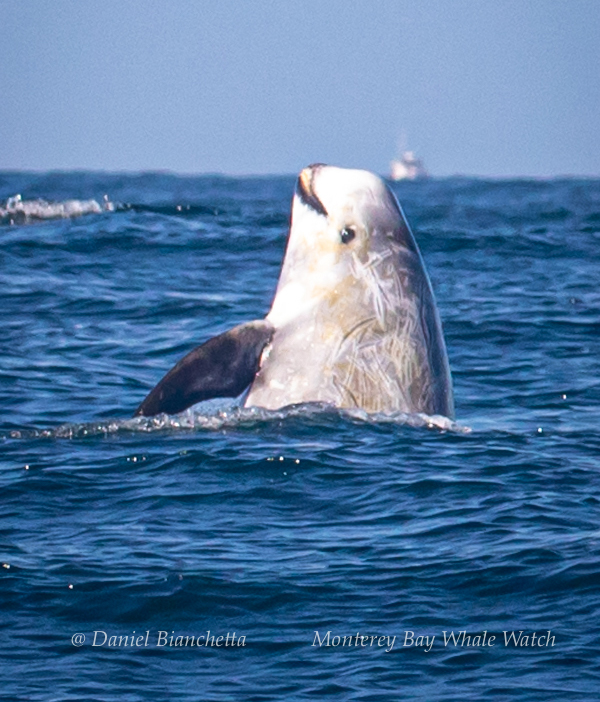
[2,0,599,176]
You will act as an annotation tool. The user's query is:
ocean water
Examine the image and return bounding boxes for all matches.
[1,171,599,700]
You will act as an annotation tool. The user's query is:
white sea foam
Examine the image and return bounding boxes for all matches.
[6,403,470,440]
[0,193,114,223]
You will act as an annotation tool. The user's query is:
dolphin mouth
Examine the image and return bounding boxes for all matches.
[295,164,328,217]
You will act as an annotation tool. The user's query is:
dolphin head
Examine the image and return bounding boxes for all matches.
[267,164,420,328]
[294,163,413,247]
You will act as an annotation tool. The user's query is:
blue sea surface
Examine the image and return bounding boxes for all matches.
[1,171,599,700]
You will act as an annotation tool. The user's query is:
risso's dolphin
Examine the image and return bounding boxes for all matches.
[135,164,454,418]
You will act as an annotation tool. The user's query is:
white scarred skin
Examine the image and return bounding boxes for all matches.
[245,165,454,417]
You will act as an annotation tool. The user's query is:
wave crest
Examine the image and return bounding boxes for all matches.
[0,193,114,223]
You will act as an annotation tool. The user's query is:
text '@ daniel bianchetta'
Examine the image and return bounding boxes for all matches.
[70,629,556,651]
[70,631,246,648]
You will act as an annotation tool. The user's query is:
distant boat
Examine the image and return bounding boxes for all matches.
[389,151,429,181]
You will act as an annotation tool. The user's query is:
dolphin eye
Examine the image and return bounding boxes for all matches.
[340,227,356,244]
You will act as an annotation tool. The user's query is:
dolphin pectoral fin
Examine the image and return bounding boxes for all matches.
[134,320,274,417]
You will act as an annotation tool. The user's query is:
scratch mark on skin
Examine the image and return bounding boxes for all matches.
[333,376,360,408]
[340,317,378,346]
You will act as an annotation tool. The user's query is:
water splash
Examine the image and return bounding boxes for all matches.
[0,193,115,224]
[5,403,469,440]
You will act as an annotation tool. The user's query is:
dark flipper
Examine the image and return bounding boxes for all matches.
[134,320,274,417]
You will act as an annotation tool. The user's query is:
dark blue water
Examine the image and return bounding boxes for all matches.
[1,171,600,700]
